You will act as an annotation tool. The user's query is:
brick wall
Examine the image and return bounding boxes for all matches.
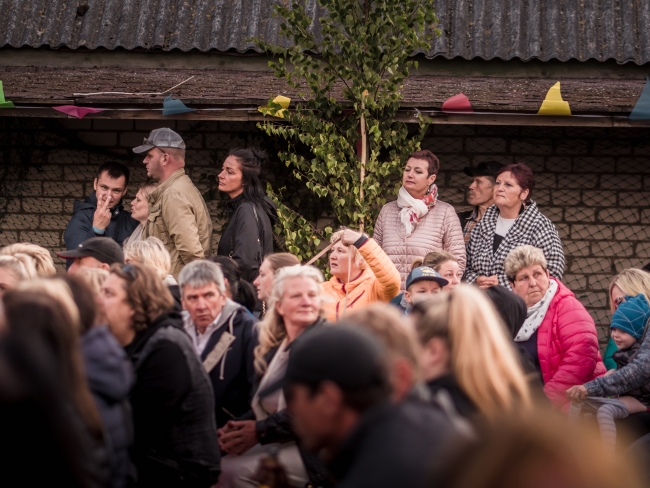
[1,118,649,344]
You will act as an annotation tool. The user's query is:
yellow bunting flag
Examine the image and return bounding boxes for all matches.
[537,82,571,116]
[258,95,290,119]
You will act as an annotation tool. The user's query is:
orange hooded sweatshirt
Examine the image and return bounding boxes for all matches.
[321,237,401,321]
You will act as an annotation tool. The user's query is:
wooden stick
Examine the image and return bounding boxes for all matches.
[304,237,340,266]
[342,245,353,317]
[359,89,368,233]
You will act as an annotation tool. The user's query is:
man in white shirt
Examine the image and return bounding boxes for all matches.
[179,260,258,427]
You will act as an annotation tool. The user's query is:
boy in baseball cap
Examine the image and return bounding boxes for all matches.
[404,266,448,308]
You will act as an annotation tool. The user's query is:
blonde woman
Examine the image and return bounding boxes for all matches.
[603,268,650,369]
[124,236,179,310]
[0,255,35,296]
[124,237,176,285]
[123,182,157,247]
[0,242,56,277]
[411,285,532,423]
[217,265,327,488]
[321,228,400,321]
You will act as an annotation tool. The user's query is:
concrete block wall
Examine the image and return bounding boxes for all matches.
[426,125,650,344]
[1,118,649,344]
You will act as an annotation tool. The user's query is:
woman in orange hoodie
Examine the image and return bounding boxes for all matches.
[321,228,401,321]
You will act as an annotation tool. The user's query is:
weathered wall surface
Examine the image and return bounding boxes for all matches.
[1,117,648,344]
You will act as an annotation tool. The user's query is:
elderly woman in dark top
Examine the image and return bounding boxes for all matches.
[464,163,565,290]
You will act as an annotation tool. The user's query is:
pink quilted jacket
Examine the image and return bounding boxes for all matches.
[373,199,466,290]
[538,279,606,410]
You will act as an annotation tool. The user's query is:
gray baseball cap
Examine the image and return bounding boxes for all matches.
[133,128,186,154]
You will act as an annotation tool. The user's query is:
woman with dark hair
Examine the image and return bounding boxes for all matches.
[217,148,278,282]
[464,163,565,290]
[100,263,220,487]
[0,294,108,488]
[373,149,466,290]
[209,255,258,313]
[2,290,109,487]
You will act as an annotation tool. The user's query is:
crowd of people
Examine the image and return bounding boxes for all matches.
[0,127,648,487]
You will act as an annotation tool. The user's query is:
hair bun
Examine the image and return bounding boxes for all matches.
[250,147,268,167]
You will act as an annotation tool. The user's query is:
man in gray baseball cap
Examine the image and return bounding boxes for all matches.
[133,128,212,278]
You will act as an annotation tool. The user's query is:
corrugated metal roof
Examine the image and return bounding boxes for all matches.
[0,0,648,64]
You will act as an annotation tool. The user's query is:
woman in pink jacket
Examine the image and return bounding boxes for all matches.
[504,245,605,410]
[373,150,466,290]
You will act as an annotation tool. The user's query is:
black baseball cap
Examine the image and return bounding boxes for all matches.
[133,128,186,154]
[463,161,503,178]
[258,326,389,398]
[57,237,124,265]
[406,266,449,290]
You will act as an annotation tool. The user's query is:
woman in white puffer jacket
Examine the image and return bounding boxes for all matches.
[373,150,466,291]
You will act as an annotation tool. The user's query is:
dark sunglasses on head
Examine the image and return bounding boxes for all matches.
[122,264,137,280]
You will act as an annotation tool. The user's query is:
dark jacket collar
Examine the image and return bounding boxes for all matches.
[124,311,183,362]
[328,400,394,482]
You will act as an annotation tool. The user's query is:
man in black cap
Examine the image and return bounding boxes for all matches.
[57,237,124,274]
[259,326,456,488]
[458,161,503,244]
[63,161,139,262]
[132,128,212,278]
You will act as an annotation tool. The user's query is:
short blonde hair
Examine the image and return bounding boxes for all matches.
[504,245,547,282]
[331,228,367,269]
[0,255,33,282]
[0,243,56,277]
[124,237,171,280]
[346,303,422,380]
[76,267,109,296]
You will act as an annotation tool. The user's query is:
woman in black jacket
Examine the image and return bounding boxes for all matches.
[99,263,220,488]
[217,148,278,282]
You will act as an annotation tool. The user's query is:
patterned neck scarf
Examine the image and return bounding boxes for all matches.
[397,184,438,236]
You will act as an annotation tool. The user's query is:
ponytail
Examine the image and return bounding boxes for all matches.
[414,285,532,422]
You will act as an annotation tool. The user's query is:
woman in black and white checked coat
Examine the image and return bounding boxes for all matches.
[463,163,565,290]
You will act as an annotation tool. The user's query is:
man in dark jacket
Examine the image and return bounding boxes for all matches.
[64,161,139,259]
[457,161,502,244]
[259,326,457,488]
[179,260,258,428]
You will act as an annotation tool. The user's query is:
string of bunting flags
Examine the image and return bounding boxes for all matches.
[0,78,649,120]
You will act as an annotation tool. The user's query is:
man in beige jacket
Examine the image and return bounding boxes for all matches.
[133,128,212,278]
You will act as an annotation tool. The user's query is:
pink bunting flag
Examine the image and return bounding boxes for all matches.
[53,105,105,119]
[441,93,473,113]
